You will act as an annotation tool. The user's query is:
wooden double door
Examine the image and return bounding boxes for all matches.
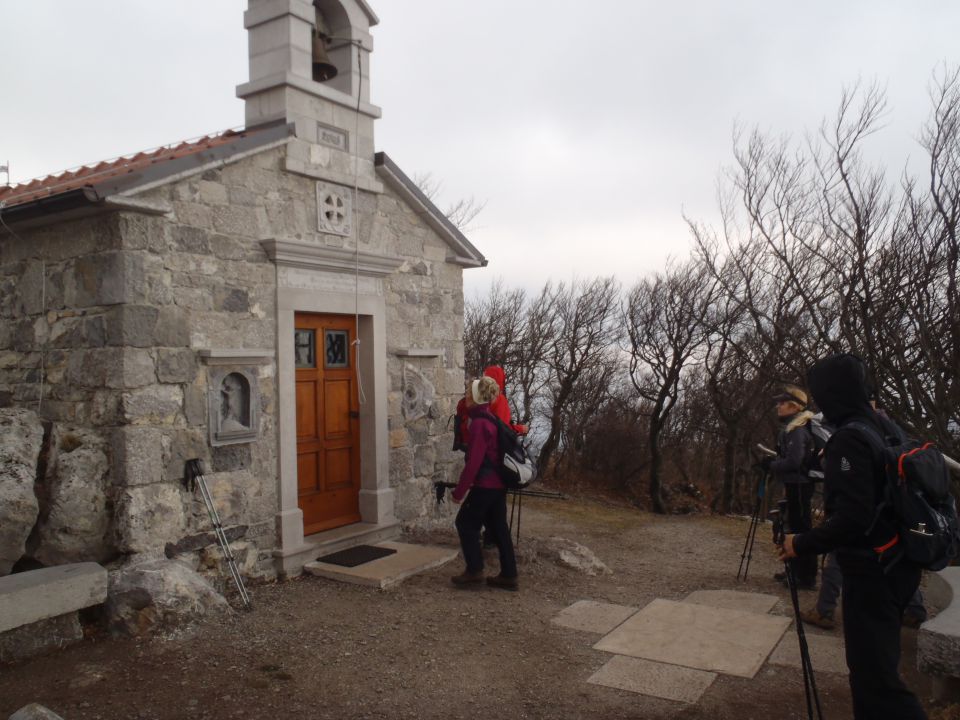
[294,313,361,535]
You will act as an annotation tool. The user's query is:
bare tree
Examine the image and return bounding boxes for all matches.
[625,259,716,513]
[413,171,486,232]
[537,278,621,479]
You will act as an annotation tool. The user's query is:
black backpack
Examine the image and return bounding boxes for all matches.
[479,411,537,489]
[847,421,960,571]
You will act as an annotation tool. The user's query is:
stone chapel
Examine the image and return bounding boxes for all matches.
[0,0,484,582]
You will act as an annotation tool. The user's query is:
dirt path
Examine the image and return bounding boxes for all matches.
[0,497,949,720]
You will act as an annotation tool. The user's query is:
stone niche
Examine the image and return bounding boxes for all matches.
[207,368,260,447]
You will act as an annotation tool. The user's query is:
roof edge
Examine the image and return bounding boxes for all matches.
[374,151,487,269]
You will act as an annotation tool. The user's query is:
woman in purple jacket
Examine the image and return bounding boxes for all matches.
[450,375,519,590]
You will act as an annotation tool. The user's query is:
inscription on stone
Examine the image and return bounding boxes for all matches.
[316,122,348,151]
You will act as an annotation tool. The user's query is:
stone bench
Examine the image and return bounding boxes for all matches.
[0,562,108,662]
[918,566,960,701]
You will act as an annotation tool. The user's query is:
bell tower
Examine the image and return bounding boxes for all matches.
[236,0,381,189]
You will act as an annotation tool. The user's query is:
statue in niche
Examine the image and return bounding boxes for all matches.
[402,363,435,422]
[219,373,250,432]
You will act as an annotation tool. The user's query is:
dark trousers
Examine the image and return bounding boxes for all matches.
[841,560,926,720]
[455,487,517,578]
[785,482,817,585]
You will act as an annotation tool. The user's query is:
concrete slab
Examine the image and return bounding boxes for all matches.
[769,631,848,675]
[551,600,638,635]
[683,589,779,615]
[594,598,791,678]
[588,655,717,703]
[0,563,107,634]
[304,541,458,589]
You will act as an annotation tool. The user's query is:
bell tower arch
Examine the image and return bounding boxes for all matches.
[236,0,381,187]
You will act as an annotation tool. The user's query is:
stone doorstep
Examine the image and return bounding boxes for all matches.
[304,541,458,589]
[274,521,401,578]
[0,563,107,634]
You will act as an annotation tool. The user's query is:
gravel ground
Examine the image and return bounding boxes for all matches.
[0,495,954,720]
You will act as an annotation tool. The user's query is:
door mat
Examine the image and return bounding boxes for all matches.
[316,545,398,567]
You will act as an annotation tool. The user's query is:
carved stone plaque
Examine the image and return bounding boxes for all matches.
[401,363,435,422]
[208,368,260,447]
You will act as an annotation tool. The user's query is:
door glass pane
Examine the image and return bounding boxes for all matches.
[295,329,315,368]
[325,329,349,369]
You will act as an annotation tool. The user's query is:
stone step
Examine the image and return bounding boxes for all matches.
[304,541,458,589]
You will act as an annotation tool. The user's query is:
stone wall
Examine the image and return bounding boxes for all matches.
[0,141,470,574]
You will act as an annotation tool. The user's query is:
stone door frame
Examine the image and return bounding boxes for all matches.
[275,287,395,562]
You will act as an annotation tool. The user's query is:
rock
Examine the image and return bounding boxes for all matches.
[8,703,66,720]
[34,425,113,565]
[105,558,231,637]
[0,613,83,663]
[0,408,44,575]
[198,541,260,582]
[541,537,612,576]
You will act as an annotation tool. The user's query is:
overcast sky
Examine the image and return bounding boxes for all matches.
[2,1,958,297]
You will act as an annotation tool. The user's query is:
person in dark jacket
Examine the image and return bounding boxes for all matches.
[450,375,519,590]
[764,384,818,589]
[778,353,926,720]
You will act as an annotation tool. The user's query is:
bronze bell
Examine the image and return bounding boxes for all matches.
[312,6,337,82]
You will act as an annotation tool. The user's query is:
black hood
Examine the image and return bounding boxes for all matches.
[806,353,873,425]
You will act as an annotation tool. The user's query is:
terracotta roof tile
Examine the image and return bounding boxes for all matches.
[0,127,265,209]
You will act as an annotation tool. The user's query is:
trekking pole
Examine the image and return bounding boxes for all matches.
[772,499,823,720]
[185,459,252,610]
[737,469,766,581]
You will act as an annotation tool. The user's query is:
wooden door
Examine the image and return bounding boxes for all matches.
[294,313,361,535]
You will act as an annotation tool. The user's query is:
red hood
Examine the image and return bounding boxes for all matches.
[483,365,506,393]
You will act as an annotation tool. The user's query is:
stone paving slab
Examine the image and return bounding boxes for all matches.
[304,541,458,589]
[593,598,791,678]
[551,600,638,634]
[769,631,848,675]
[587,655,717,703]
[683,589,779,615]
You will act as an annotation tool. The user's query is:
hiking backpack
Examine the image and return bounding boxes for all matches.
[847,421,960,571]
[805,414,833,480]
[480,411,537,489]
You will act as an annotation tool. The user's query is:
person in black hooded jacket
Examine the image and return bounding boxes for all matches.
[777,353,926,720]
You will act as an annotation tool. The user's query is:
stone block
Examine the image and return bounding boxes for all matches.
[112,426,162,487]
[156,348,197,383]
[0,563,108,633]
[161,428,208,482]
[0,407,44,575]
[183,382,207,427]
[172,226,212,254]
[198,180,229,205]
[155,305,192,347]
[114,483,185,553]
[121,384,183,424]
[413,444,437,478]
[109,348,156,389]
[34,424,113,566]
[214,286,250,313]
[67,252,145,307]
[389,428,408,448]
[105,304,159,347]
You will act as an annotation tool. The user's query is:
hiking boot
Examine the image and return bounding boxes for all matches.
[800,608,835,630]
[486,574,519,591]
[451,571,484,587]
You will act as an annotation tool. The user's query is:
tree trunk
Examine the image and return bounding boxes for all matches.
[648,417,666,514]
